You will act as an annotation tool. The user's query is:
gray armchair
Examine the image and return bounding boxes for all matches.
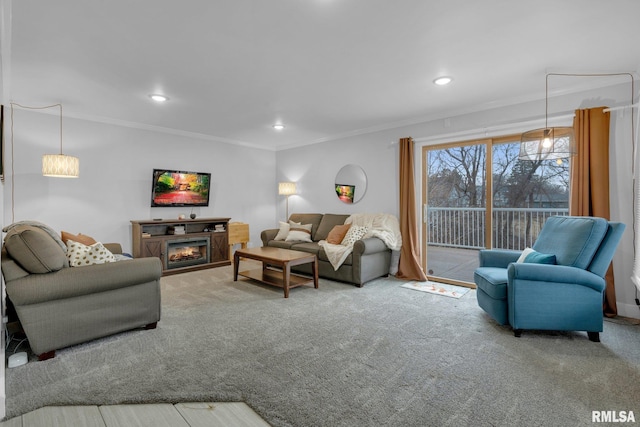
[2,223,162,360]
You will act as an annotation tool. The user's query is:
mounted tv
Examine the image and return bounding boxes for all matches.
[151,169,211,207]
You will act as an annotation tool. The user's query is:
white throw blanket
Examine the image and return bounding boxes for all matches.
[319,213,402,270]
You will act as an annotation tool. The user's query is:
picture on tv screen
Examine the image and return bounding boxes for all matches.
[335,184,355,204]
[151,169,211,207]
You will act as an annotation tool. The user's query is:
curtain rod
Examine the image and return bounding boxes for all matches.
[604,103,639,113]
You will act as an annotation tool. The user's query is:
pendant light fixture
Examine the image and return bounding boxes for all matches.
[519,74,576,161]
[41,103,79,178]
[11,102,80,178]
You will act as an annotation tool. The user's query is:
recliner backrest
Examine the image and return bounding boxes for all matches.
[587,222,626,277]
[532,216,608,269]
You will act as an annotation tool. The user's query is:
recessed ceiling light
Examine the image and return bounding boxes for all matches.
[433,76,453,86]
[273,124,285,130]
[149,94,169,102]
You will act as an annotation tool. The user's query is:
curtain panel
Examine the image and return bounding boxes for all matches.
[397,137,427,281]
[570,106,617,316]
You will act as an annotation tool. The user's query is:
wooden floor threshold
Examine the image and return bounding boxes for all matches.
[0,402,270,427]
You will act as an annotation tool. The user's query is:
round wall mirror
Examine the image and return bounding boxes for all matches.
[335,164,367,204]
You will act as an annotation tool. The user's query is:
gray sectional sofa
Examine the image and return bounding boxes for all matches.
[260,213,392,287]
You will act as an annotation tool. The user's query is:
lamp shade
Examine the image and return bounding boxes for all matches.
[519,127,575,161]
[42,154,80,178]
[278,182,296,196]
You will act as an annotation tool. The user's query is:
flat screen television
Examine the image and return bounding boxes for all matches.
[151,169,211,207]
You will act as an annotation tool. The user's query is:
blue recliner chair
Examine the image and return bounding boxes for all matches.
[474,216,625,342]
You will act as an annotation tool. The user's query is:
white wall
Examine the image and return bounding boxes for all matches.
[4,109,276,252]
[276,82,640,319]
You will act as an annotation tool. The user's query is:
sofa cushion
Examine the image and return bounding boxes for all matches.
[474,267,509,300]
[341,225,368,246]
[61,231,97,246]
[4,225,68,273]
[326,224,351,244]
[516,247,556,265]
[288,213,323,240]
[273,221,290,241]
[289,242,321,256]
[66,240,117,267]
[267,240,300,250]
[315,214,350,241]
[286,223,313,242]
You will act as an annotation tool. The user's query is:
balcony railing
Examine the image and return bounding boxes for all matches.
[425,207,569,250]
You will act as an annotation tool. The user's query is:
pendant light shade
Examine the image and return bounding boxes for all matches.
[42,154,80,177]
[519,126,575,161]
[41,103,79,178]
[519,74,576,161]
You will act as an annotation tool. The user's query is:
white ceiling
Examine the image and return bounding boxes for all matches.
[4,0,640,151]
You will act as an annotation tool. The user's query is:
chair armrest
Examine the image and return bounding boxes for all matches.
[479,249,522,268]
[261,229,279,246]
[6,257,162,306]
[507,263,605,292]
[353,237,389,256]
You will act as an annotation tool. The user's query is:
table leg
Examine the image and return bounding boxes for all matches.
[312,256,319,289]
[283,262,290,298]
[233,252,240,281]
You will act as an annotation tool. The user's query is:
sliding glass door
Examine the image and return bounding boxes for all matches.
[422,136,569,287]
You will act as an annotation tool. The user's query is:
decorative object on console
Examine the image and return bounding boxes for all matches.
[278,182,297,220]
[151,169,211,207]
[335,164,367,204]
[11,102,80,178]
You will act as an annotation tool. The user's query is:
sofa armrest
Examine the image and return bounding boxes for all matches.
[479,249,522,268]
[353,237,389,256]
[104,243,123,254]
[261,229,279,246]
[6,257,162,306]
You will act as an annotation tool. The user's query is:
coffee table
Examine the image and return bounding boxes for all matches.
[233,246,319,298]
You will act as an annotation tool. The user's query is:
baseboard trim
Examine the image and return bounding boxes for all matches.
[616,301,640,320]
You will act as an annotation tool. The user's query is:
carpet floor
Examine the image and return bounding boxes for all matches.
[5,264,640,426]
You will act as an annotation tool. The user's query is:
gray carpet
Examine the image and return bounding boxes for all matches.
[5,265,640,426]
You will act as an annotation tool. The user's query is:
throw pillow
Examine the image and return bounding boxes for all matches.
[66,240,117,267]
[285,223,313,242]
[274,221,290,241]
[4,225,68,273]
[326,224,351,244]
[341,225,368,247]
[516,247,556,264]
[61,231,97,246]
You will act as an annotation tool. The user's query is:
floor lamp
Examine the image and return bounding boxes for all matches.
[278,182,296,220]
